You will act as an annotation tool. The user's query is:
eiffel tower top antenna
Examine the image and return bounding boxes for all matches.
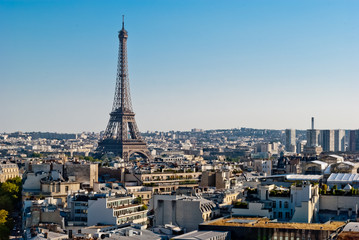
[122,15,125,29]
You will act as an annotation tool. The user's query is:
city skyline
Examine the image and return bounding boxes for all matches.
[1,0,359,133]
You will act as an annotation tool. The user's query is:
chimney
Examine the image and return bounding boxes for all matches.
[44,232,48,238]
[68,230,72,238]
[311,117,314,130]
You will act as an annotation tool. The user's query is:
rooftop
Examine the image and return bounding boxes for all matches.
[85,225,113,229]
[172,230,228,239]
[337,231,359,240]
[112,203,142,210]
[327,173,359,183]
[342,222,359,232]
[286,174,323,181]
[205,217,345,231]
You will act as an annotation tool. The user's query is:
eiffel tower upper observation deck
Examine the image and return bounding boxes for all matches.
[97,17,151,161]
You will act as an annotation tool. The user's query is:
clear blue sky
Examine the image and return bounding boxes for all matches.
[1,0,358,133]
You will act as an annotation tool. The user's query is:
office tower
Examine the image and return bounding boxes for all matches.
[307,129,320,147]
[285,129,296,152]
[306,117,320,147]
[334,129,345,152]
[321,130,334,152]
[349,130,359,152]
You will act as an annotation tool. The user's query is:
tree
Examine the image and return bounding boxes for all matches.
[321,184,327,195]
[233,201,248,209]
[31,153,42,158]
[0,210,7,225]
[0,182,20,200]
[135,196,142,204]
[332,185,337,195]
[0,210,11,239]
[84,156,100,162]
[6,177,21,186]
[0,178,22,240]
[0,196,13,212]
[350,187,355,196]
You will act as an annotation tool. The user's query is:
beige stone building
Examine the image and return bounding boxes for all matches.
[200,171,234,189]
[23,198,65,229]
[152,195,219,232]
[40,180,81,203]
[125,186,152,205]
[125,172,202,194]
[65,163,98,188]
[0,163,20,182]
[22,162,96,203]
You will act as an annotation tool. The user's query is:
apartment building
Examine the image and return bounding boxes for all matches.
[67,193,148,227]
[0,163,19,182]
[126,172,202,194]
[152,195,219,232]
[232,182,320,223]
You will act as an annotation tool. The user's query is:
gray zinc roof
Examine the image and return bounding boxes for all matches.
[327,173,359,183]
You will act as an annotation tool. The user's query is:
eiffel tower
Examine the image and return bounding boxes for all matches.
[97,17,151,161]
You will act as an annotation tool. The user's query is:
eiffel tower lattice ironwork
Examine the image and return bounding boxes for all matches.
[97,17,151,161]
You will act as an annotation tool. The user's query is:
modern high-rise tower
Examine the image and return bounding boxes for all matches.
[349,130,359,152]
[321,130,334,152]
[334,129,345,152]
[285,129,296,152]
[97,18,151,161]
[306,117,320,147]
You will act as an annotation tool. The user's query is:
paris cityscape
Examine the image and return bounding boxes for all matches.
[1,1,359,240]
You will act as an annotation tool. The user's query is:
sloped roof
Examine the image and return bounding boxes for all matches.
[311,160,328,170]
[324,164,332,175]
[327,173,359,183]
[343,222,359,232]
[286,174,323,181]
[341,161,357,167]
[328,154,344,160]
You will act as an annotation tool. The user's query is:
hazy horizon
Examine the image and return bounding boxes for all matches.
[1,126,354,135]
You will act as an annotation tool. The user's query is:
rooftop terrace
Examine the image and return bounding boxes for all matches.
[206,217,345,231]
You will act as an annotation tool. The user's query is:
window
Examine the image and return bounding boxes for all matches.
[278,212,283,219]
[285,212,290,219]
[279,201,282,208]
[273,201,276,208]
[284,202,289,208]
